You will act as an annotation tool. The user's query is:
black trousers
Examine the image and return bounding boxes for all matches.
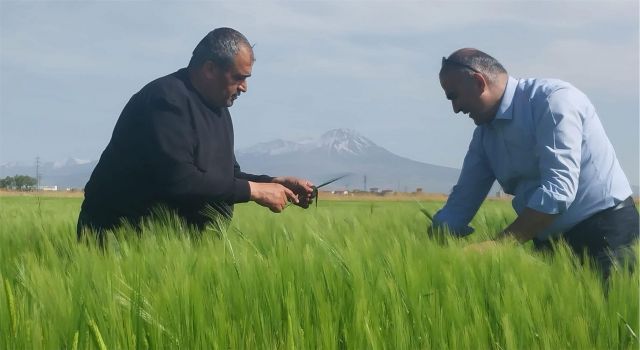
[533,197,639,279]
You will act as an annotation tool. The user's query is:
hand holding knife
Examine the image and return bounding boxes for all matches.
[303,174,350,208]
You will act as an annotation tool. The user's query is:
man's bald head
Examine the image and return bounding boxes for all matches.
[440,48,507,84]
[439,48,509,126]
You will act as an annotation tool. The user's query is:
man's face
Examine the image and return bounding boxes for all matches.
[439,69,494,126]
[205,45,253,108]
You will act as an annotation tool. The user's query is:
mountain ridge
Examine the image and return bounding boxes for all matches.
[2,129,638,195]
[235,128,463,192]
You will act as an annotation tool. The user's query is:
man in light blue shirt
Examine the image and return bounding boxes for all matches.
[433,48,638,277]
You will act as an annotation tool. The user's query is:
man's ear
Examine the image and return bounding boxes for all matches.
[471,72,488,93]
[203,61,221,80]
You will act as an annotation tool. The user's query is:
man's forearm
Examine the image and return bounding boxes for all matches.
[496,207,557,243]
[235,172,274,183]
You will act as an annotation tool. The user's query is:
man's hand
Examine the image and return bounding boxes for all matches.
[272,176,315,209]
[249,182,299,213]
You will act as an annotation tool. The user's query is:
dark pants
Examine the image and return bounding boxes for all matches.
[533,197,639,279]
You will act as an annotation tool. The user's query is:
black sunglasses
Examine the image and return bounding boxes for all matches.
[441,57,480,73]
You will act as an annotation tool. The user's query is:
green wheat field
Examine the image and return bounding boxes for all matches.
[0,195,638,349]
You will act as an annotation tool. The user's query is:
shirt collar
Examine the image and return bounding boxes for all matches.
[492,76,518,121]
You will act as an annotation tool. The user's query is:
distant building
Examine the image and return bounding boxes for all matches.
[381,189,394,196]
[369,187,379,193]
[38,185,58,191]
[415,188,423,193]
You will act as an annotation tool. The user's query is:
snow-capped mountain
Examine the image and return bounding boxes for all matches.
[236,129,378,157]
[314,129,377,155]
[1,129,463,192]
[236,129,463,193]
[6,130,635,194]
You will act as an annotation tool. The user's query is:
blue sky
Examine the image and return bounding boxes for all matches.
[1,1,638,184]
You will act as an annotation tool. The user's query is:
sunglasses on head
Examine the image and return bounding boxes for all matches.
[441,57,480,73]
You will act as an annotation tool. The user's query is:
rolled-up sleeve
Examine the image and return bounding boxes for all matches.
[433,127,495,236]
[527,89,583,214]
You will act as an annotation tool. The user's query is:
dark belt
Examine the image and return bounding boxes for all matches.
[609,196,635,212]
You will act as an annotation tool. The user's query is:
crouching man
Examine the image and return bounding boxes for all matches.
[431,48,638,278]
[78,28,314,241]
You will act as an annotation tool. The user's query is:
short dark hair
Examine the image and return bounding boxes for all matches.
[440,48,507,83]
[188,28,254,69]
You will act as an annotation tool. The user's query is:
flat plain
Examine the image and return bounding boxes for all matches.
[0,194,637,349]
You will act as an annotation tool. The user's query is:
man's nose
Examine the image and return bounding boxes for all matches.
[239,80,248,93]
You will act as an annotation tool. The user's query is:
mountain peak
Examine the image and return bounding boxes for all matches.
[320,128,361,139]
[237,129,379,157]
[318,129,376,155]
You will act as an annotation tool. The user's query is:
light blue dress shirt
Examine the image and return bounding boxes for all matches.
[433,76,632,239]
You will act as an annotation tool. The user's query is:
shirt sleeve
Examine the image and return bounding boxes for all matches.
[526,89,583,214]
[432,127,495,236]
[141,94,250,203]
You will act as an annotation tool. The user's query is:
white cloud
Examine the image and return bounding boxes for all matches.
[0,1,637,181]
[509,39,638,94]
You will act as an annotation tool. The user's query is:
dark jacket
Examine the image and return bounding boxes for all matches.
[79,68,271,234]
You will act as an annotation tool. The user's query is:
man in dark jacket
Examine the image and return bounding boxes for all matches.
[78,28,314,240]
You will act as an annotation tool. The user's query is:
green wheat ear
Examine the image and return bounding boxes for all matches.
[86,312,107,350]
[4,278,16,338]
[313,186,319,208]
[71,331,79,350]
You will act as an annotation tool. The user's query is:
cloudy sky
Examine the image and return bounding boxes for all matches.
[1,1,638,184]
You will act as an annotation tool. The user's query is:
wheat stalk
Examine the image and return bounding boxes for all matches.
[3,278,16,338]
[87,315,107,350]
[71,331,79,350]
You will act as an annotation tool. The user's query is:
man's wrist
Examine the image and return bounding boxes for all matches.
[248,181,259,201]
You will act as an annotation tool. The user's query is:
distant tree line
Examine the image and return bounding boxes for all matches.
[0,175,37,191]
